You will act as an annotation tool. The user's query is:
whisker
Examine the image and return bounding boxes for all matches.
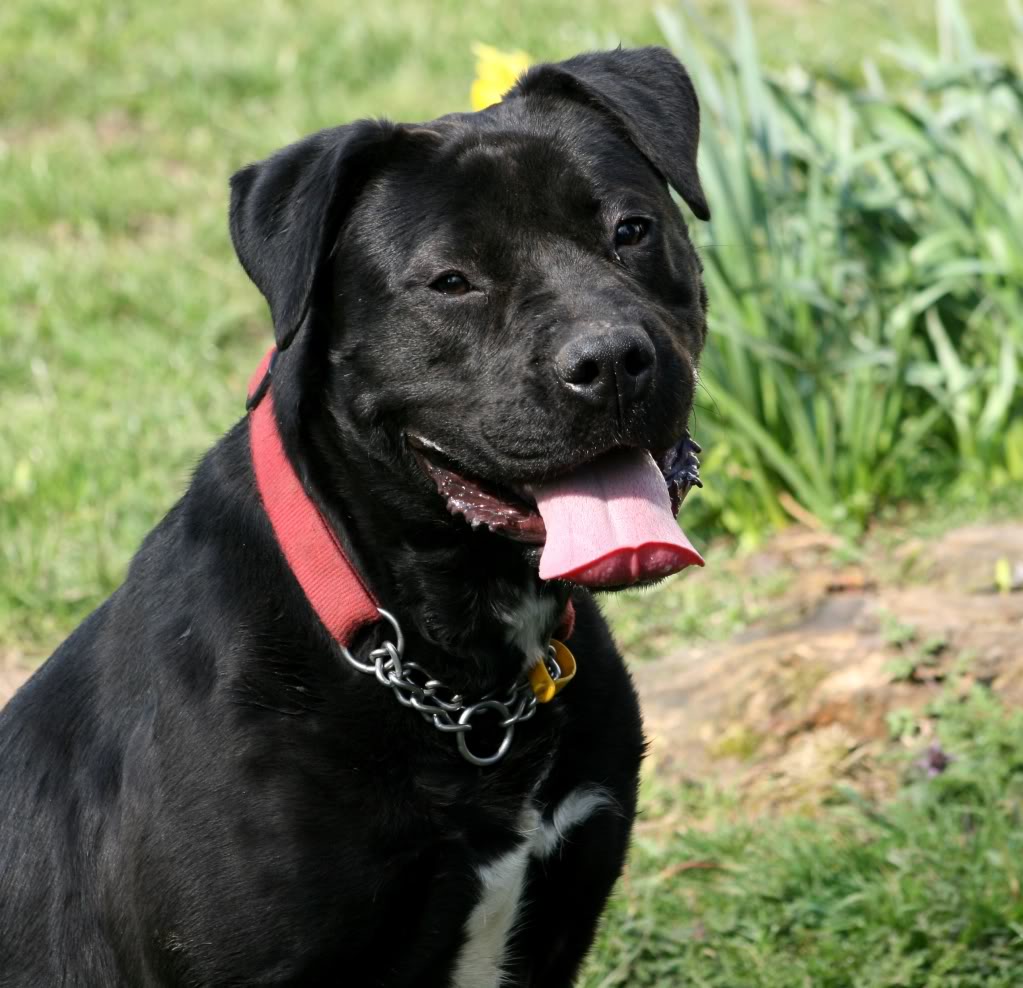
[695,379,722,417]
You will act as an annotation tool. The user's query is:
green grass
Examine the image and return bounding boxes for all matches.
[0,0,685,656]
[600,546,792,661]
[583,685,1023,986]
[2,0,1020,656]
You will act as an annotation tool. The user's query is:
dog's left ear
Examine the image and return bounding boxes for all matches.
[514,46,710,222]
[230,121,410,350]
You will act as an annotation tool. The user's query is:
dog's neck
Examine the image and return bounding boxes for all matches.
[272,383,567,696]
[322,480,564,695]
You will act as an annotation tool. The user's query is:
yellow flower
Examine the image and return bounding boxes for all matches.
[470,43,532,111]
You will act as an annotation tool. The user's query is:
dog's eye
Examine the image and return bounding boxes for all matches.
[430,272,472,296]
[614,218,649,248]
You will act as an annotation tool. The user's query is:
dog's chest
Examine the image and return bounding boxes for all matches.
[449,786,613,988]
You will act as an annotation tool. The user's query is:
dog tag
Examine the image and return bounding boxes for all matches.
[529,639,577,703]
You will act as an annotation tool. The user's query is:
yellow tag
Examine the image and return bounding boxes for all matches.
[528,639,577,703]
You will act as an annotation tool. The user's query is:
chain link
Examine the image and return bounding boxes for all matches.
[339,608,548,767]
[336,435,701,765]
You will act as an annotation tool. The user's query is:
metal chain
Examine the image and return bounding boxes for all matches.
[336,436,701,765]
[339,608,556,767]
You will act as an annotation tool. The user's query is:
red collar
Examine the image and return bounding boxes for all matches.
[247,347,379,645]
[246,347,575,648]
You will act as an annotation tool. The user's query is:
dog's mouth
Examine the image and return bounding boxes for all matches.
[408,434,704,588]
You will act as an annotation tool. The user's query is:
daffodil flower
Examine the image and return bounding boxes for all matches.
[470,43,533,111]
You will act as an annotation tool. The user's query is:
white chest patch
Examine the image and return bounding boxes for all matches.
[493,586,559,671]
[449,786,617,988]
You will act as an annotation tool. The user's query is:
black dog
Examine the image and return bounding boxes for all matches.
[0,46,709,987]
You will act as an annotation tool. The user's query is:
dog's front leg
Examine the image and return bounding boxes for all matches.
[508,799,634,987]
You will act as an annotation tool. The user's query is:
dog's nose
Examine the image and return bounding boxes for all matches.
[555,326,656,410]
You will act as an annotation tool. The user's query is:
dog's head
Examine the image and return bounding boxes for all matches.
[230,47,709,591]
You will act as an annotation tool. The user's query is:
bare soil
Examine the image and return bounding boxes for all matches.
[633,522,1023,812]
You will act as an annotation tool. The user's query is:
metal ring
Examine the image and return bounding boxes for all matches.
[339,609,404,675]
[456,700,514,767]
[338,643,376,675]
[544,647,562,681]
[375,608,404,656]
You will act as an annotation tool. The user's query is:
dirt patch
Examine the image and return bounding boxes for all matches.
[634,523,1023,812]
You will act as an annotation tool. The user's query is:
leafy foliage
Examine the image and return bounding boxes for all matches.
[663,0,1023,539]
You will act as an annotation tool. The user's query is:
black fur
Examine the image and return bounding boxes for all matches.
[0,46,709,987]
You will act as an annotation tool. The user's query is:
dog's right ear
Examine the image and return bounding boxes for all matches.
[229,121,405,351]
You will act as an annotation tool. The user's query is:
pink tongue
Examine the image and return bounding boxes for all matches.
[533,448,705,587]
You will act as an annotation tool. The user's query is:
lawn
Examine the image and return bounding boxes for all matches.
[582,685,1023,987]
[3,0,1020,655]
[3,0,1022,984]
